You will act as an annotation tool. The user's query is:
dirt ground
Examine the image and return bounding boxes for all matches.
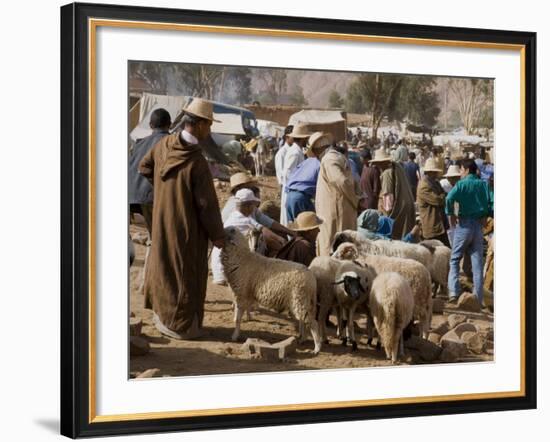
[129,175,493,378]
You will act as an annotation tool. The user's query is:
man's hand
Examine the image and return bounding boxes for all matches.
[448,215,457,228]
[212,238,226,249]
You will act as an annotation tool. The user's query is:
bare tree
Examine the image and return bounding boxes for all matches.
[448,78,491,134]
[256,69,288,103]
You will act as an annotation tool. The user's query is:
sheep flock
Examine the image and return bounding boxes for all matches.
[219,226,474,365]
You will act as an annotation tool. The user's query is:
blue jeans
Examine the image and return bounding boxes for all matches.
[286,190,315,223]
[448,217,485,303]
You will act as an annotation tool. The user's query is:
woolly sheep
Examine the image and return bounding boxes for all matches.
[369,272,415,363]
[221,226,322,354]
[427,244,451,297]
[332,242,433,339]
[309,257,374,350]
[332,230,433,268]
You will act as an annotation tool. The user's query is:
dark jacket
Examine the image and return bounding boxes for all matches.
[129,129,169,204]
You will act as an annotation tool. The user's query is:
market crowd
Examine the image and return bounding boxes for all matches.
[129,98,494,340]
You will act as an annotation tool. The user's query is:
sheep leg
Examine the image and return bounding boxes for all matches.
[318,302,330,344]
[298,320,306,344]
[309,319,322,354]
[399,333,405,358]
[232,305,244,341]
[347,306,358,352]
[336,307,347,346]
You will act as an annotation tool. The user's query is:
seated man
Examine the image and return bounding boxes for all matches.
[276,211,323,267]
[357,208,420,243]
[222,172,295,255]
[211,189,264,285]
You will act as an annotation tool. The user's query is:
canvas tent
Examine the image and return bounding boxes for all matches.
[130,96,246,142]
[288,109,347,142]
[256,119,285,138]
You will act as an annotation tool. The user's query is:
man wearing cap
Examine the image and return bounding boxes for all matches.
[211,188,264,285]
[316,143,362,256]
[417,158,450,247]
[281,124,310,225]
[276,211,322,267]
[221,172,295,255]
[445,158,491,306]
[129,108,171,235]
[285,132,332,222]
[139,97,225,340]
[371,148,416,240]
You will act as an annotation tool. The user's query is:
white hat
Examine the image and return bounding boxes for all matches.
[444,165,462,178]
[234,188,261,204]
[182,97,221,122]
[423,158,443,173]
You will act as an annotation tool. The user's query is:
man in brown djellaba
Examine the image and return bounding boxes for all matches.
[139,98,225,340]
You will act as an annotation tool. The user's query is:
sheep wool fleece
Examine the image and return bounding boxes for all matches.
[139,132,225,334]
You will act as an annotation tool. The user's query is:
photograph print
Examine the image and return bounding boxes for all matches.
[127,61,495,378]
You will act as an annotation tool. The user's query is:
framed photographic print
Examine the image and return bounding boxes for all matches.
[60,2,537,438]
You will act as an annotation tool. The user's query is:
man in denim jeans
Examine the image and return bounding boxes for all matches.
[445,158,491,306]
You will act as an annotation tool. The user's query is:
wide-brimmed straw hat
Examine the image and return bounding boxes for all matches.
[306,132,333,157]
[423,158,443,173]
[444,164,461,178]
[230,172,258,192]
[289,211,323,232]
[287,123,312,139]
[182,97,221,123]
[369,148,393,163]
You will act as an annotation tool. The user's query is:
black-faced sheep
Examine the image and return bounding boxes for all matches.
[221,227,322,354]
[369,272,415,363]
[332,242,433,339]
[309,257,374,351]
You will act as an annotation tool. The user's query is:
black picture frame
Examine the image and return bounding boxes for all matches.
[60,2,537,438]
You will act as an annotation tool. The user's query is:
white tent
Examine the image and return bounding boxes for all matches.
[256,119,284,138]
[130,93,246,142]
[288,109,345,125]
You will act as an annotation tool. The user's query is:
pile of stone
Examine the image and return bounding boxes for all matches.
[241,337,297,362]
[406,313,493,364]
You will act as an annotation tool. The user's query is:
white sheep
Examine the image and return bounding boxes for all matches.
[369,272,415,363]
[332,230,433,268]
[221,226,322,354]
[332,242,433,339]
[309,257,374,351]
[427,244,451,297]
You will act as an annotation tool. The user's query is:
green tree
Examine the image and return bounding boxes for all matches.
[328,89,343,108]
[345,73,404,140]
[401,77,440,127]
[289,84,308,107]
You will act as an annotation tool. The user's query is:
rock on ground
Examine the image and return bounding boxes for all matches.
[432,298,445,314]
[136,368,161,378]
[448,314,467,329]
[428,333,441,345]
[241,337,297,361]
[452,322,478,338]
[461,331,487,354]
[457,292,482,312]
[405,336,442,362]
[440,330,467,358]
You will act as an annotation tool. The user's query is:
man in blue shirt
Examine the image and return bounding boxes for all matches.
[445,158,491,305]
[403,151,421,199]
[285,132,332,222]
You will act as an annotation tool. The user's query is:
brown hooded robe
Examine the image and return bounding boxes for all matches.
[139,132,225,334]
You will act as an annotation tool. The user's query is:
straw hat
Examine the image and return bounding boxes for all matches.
[230,172,257,192]
[369,148,393,163]
[289,211,323,232]
[444,164,462,178]
[287,123,312,139]
[423,158,443,173]
[306,132,333,157]
[182,97,221,122]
